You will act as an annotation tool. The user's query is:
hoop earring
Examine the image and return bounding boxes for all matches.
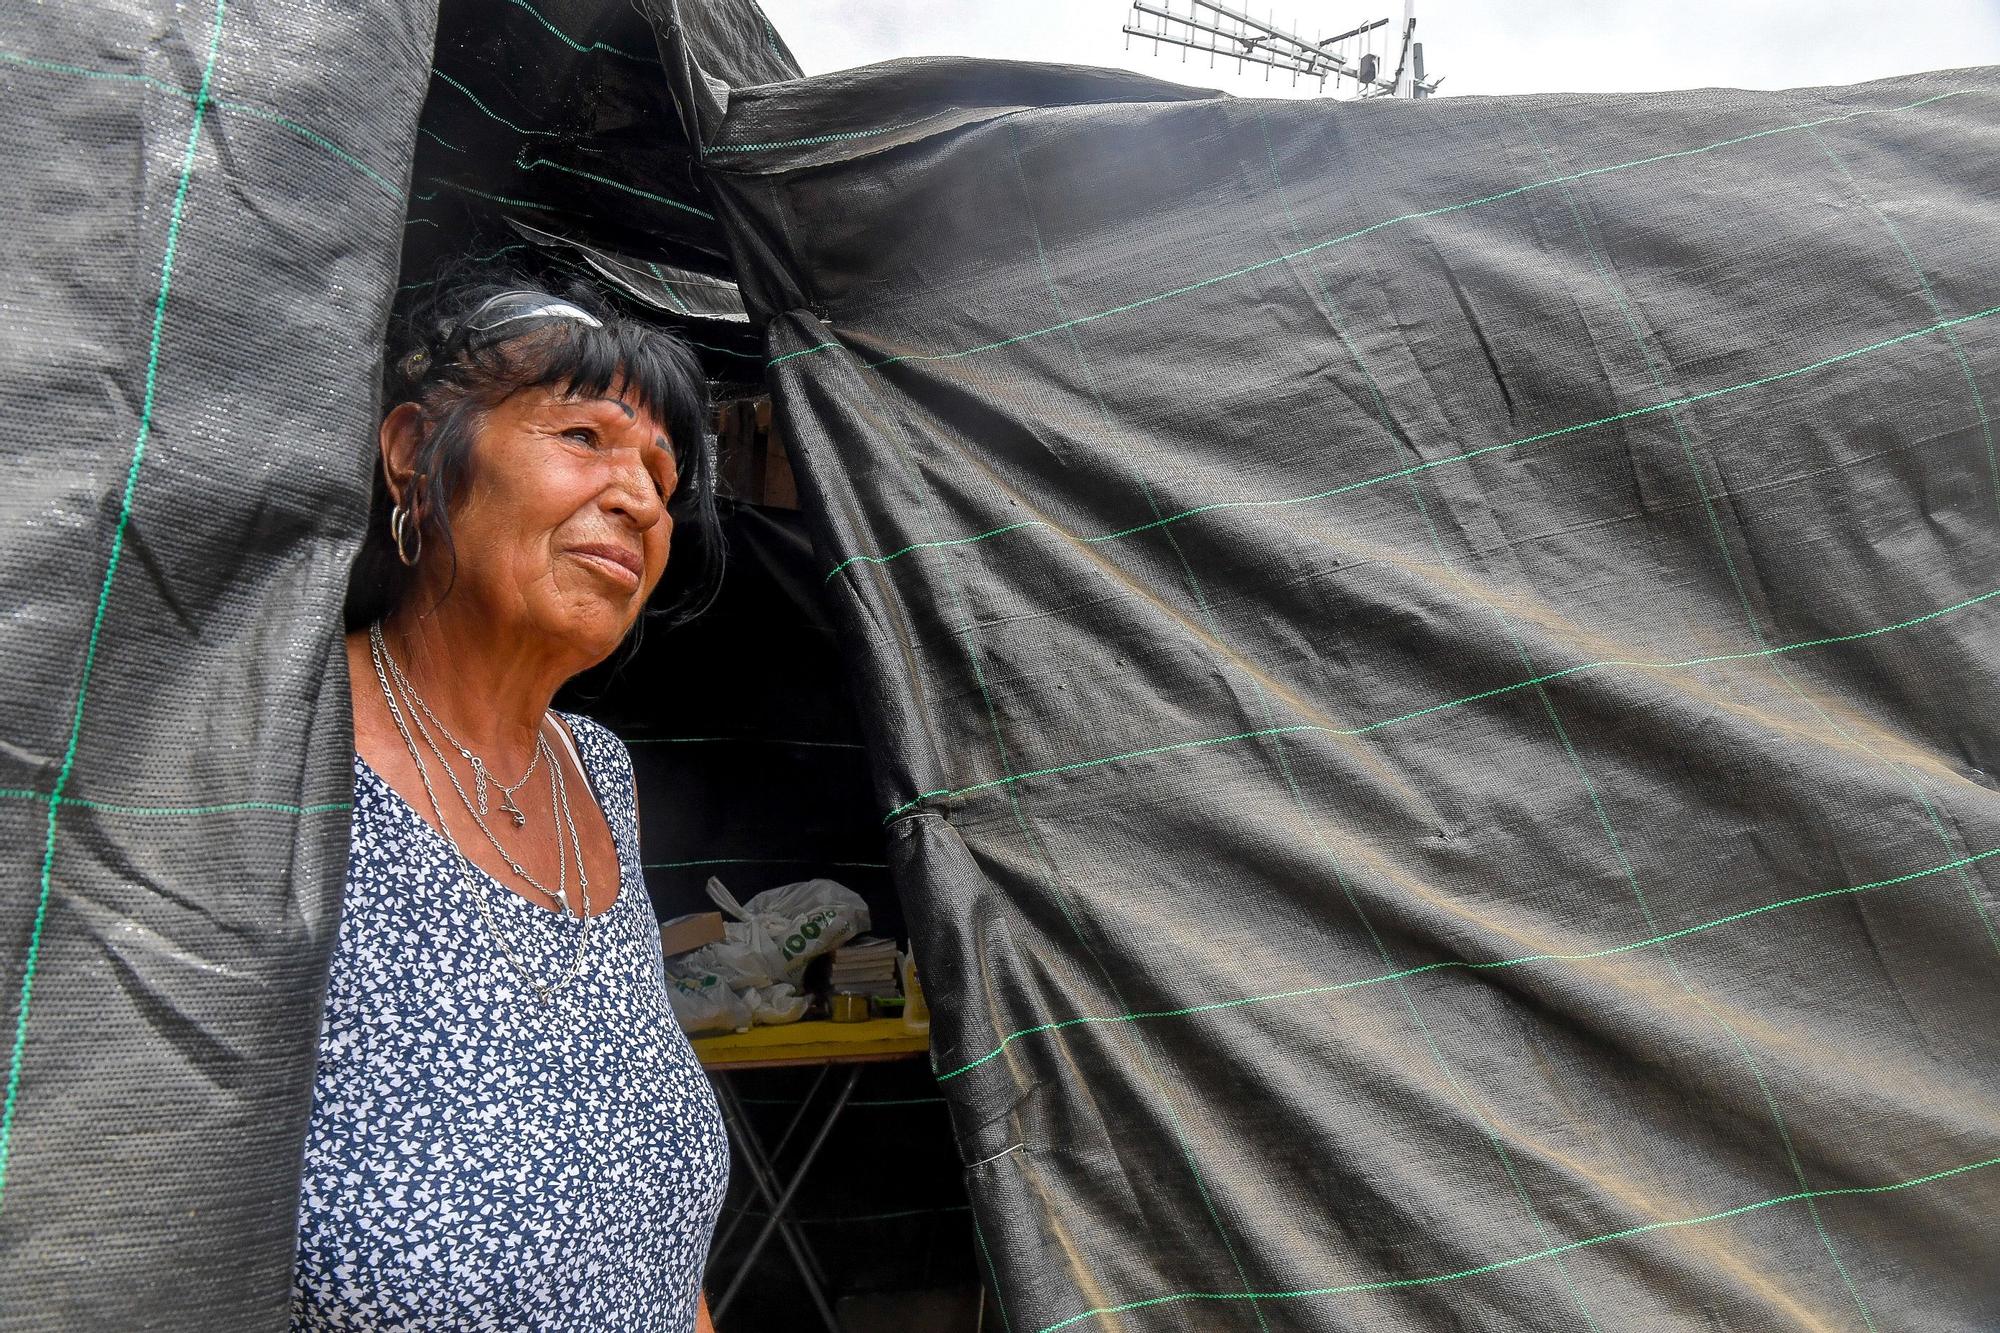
[390,502,422,567]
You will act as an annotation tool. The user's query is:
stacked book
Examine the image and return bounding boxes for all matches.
[827,935,900,998]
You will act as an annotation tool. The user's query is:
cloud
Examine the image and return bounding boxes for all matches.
[760,0,2000,99]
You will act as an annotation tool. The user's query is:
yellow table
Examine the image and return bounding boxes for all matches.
[696,1019,932,1328]
[693,1017,930,1070]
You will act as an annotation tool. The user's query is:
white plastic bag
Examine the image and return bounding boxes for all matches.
[659,878,873,1032]
[662,968,752,1036]
[704,876,871,987]
[670,910,789,991]
[742,982,810,1026]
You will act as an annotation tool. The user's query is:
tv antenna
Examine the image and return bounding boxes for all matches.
[1123,0,1440,98]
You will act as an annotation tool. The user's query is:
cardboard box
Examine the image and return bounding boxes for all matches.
[658,911,725,958]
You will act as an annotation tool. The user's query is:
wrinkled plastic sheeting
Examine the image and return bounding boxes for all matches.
[0,1,432,1326]
[398,0,797,373]
[682,31,2000,1331]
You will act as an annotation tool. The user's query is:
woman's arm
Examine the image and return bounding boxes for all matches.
[696,1290,716,1333]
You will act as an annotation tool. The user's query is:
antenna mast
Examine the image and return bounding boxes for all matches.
[1122,1,1441,98]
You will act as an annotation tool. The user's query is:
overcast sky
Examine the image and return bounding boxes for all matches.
[758,0,2000,99]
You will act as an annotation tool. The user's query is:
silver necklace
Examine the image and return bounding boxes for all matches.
[406,699,571,913]
[379,636,542,827]
[369,624,593,1002]
[376,624,572,904]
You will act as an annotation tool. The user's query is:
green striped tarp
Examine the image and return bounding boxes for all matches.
[688,37,2000,1331]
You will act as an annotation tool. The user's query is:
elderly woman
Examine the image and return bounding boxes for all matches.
[291,277,729,1331]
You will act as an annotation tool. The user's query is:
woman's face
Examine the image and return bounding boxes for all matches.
[432,381,678,666]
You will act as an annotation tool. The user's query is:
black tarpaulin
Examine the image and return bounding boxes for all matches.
[678,28,2000,1331]
[0,1,432,1326]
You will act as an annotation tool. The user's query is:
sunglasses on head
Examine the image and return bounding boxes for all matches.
[442,289,603,356]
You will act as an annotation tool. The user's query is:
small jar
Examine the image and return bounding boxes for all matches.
[829,991,869,1023]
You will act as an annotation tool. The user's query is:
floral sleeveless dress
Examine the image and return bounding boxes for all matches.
[292,714,728,1331]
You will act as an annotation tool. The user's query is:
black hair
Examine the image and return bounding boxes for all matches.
[344,270,723,643]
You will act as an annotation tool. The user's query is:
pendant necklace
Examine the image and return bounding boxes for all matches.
[379,629,540,827]
[369,623,593,1002]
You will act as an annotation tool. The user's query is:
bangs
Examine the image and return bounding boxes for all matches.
[475,319,709,486]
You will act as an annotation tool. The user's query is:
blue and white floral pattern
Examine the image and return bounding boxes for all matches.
[293,715,728,1331]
